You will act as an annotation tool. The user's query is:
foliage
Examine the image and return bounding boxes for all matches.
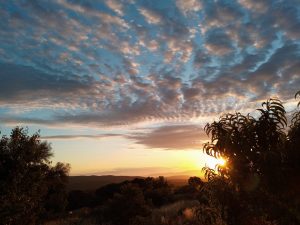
[203,97,291,189]
[286,91,300,171]
[0,127,70,225]
[188,176,204,190]
[68,190,95,211]
[101,183,151,225]
[201,90,300,224]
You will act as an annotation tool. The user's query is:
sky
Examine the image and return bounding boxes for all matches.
[0,0,300,176]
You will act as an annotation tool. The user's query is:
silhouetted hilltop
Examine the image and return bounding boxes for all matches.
[68,175,189,191]
[68,175,142,190]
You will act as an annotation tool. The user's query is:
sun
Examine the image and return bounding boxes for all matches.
[218,157,226,166]
[205,156,226,169]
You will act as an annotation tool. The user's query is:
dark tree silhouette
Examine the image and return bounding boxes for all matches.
[95,182,123,205]
[0,127,70,225]
[68,190,95,210]
[102,184,151,225]
[43,162,70,217]
[188,176,204,190]
[287,91,300,171]
[203,98,288,189]
[201,91,300,225]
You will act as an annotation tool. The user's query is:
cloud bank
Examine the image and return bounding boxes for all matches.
[0,0,299,129]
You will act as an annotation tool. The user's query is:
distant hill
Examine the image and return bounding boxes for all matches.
[68,175,189,191]
[166,175,190,186]
[67,175,142,191]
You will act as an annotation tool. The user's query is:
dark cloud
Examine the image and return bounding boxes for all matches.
[249,42,300,99]
[0,63,95,103]
[203,0,244,27]
[182,87,201,101]
[205,29,234,55]
[127,125,207,150]
[193,51,211,68]
[253,42,300,77]
[0,117,56,126]
[42,133,121,140]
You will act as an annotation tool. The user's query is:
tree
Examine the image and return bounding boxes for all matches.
[102,183,150,225]
[203,97,288,190]
[0,127,70,225]
[43,162,70,217]
[200,92,300,225]
[286,91,300,171]
[188,176,204,190]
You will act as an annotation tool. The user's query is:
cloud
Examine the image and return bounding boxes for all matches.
[204,29,234,55]
[248,41,300,99]
[202,0,244,30]
[42,133,121,140]
[0,0,299,129]
[182,87,201,101]
[176,0,202,15]
[105,0,124,16]
[165,37,194,62]
[238,0,269,13]
[271,1,300,39]
[57,0,128,28]
[0,117,58,126]
[193,51,211,68]
[139,8,162,24]
[127,125,207,150]
[0,63,96,104]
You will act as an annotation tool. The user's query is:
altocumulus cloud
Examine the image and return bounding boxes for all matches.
[0,0,299,129]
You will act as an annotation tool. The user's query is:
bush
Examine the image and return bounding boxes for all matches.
[0,127,70,224]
